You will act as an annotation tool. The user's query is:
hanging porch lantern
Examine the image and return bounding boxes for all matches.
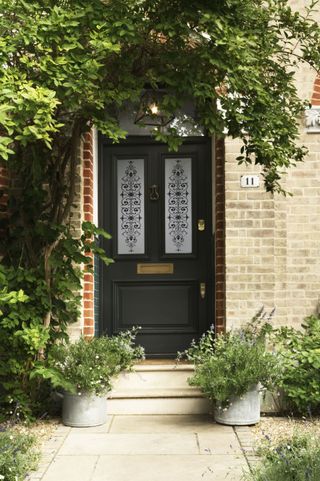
[134,89,175,127]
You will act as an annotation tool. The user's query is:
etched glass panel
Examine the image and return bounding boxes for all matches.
[165,158,192,254]
[117,159,145,254]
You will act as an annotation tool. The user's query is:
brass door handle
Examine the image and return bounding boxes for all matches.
[198,219,205,231]
[200,282,206,299]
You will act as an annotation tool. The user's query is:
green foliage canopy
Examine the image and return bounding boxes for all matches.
[0,0,320,193]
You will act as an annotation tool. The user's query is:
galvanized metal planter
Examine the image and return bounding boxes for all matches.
[214,385,260,426]
[62,392,107,427]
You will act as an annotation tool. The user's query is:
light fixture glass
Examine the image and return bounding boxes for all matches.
[134,89,174,127]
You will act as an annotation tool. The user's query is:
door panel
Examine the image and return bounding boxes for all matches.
[113,281,197,332]
[99,137,213,357]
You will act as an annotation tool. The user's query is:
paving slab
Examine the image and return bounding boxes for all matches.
[34,415,250,481]
[198,432,243,455]
[59,432,199,455]
[110,414,233,433]
[66,417,113,434]
[91,454,247,481]
[40,455,98,481]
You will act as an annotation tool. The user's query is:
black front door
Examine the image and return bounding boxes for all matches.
[99,136,213,357]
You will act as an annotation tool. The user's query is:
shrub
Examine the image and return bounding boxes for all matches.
[179,309,279,406]
[0,221,112,420]
[247,433,320,481]
[275,315,320,414]
[43,328,145,396]
[0,430,39,481]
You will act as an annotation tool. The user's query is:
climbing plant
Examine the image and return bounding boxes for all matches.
[0,0,320,417]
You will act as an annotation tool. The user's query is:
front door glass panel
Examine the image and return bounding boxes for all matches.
[165,157,192,254]
[117,158,145,255]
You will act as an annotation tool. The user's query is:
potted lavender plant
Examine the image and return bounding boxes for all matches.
[180,309,279,425]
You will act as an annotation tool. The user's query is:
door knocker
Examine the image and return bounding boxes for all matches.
[149,184,160,201]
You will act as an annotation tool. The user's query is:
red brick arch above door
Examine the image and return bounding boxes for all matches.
[311,74,320,106]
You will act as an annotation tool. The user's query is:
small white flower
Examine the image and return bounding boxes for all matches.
[95,355,99,359]
[0,474,5,479]
[78,392,82,396]
[9,435,13,440]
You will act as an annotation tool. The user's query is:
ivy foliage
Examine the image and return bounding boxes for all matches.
[0,224,111,419]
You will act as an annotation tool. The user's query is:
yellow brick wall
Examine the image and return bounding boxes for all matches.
[224,1,320,328]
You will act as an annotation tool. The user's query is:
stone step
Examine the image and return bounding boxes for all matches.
[107,362,210,415]
[107,397,211,415]
[111,364,194,391]
[109,388,203,399]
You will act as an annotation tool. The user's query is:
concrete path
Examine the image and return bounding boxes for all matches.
[28,415,253,481]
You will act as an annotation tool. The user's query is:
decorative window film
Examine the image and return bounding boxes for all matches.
[117,159,145,254]
[165,158,192,254]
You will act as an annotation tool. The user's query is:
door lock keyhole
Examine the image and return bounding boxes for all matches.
[149,184,160,201]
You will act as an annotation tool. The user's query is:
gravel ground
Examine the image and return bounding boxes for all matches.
[252,415,320,447]
[10,418,59,447]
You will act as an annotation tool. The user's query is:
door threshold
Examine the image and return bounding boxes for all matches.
[139,359,192,365]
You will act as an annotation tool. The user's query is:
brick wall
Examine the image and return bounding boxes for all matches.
[311,74,320,106]
[82,131,95,338]
[214,138,226,333]
[223,138,276,328]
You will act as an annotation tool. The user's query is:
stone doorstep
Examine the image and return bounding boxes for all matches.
[111,365,197,391]
[108,363,209,414]
[134,362,194,371]
[107,397,211,415]
[108,388,204,398]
